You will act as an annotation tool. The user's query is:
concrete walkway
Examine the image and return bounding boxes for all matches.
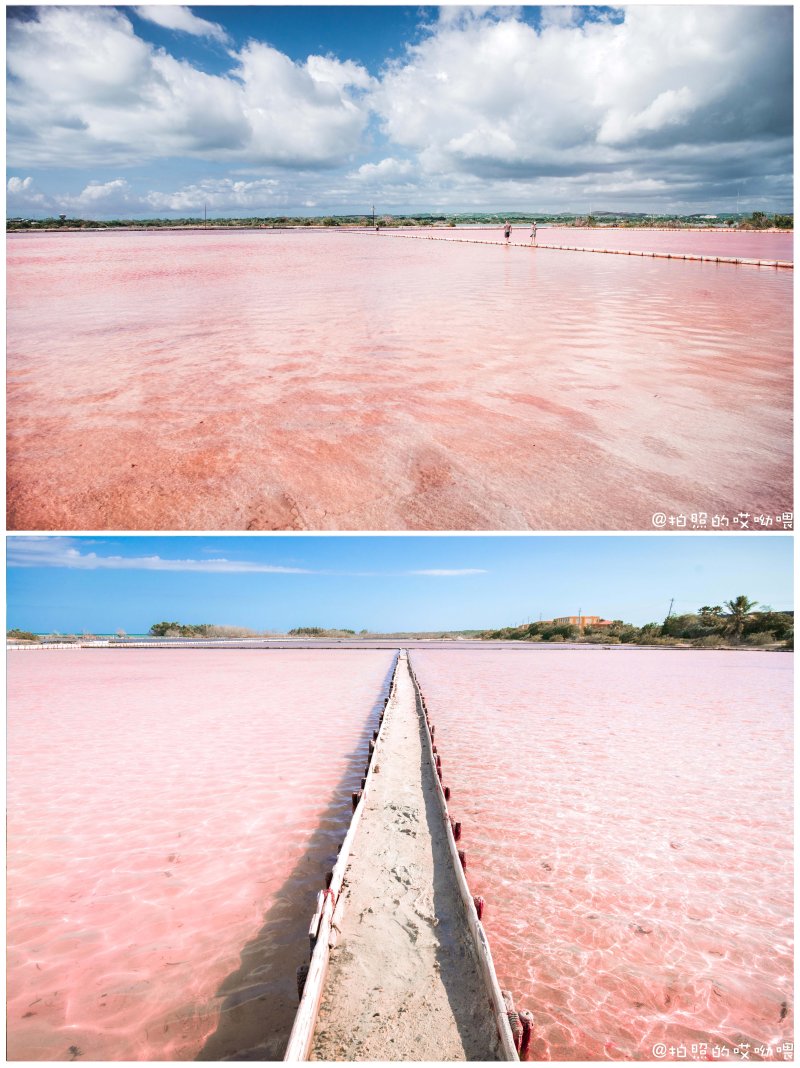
[309,656,502,1061]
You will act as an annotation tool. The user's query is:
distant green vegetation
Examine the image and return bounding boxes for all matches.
[738,210,793,230]
[15,606,790,648]
[7,210,792,232]
[149,621,212,637]
[483,597,792,649]
[147,621,261,638]
[7,628,38,642]
[288,626,356,636]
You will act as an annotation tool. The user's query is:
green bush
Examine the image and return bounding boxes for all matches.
[7,628,38,642]
[542,624,578,641]
[744,612,792,641]
[149,621,211,637]
[746,631,775,646]
[692,635,726,648]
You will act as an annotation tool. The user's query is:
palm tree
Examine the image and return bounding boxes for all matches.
[724,595,758,639]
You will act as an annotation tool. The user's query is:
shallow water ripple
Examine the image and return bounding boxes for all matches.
[7,230,791,530]
[411,647,793,1061]
[7,649,395,1061]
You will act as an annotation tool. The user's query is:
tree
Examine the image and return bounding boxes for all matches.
[637,622,661,639]
[148,621,211,637]
[723,595,757,639]
[661,612,700,638]
[541,623,579,641]
[7,628,38,642]
[744,611,793,642]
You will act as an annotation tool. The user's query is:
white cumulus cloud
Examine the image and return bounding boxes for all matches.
[353,157,416,183]
[7,7,372,170]
[6,174,50,209]
[371,5,792,202]
[5,6,792,213]
[135,5,230,44]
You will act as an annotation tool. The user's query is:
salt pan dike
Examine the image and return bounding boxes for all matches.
[7,229,792,531]
[413,226,793,265]
[411,647,794,1061]
[296,652,516,1062]
[6,649,396,1061]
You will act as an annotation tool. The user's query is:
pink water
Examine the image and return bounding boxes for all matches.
[7,230,792,531]
[536,228,792,262]
[6,649,395,1061]
[411,648,793,1061]
[433,227,793,262]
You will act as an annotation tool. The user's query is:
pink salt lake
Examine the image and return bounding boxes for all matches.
[439,226,793,263]
[7,646,793,1061]
[411,647,794,1061]
[6,649,395,1061]
[7,229,792,531]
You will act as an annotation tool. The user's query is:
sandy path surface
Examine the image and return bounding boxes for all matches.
[310,656,502,1061]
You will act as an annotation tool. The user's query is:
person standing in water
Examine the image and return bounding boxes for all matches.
[530,220,537,243]
[503,221,512,242]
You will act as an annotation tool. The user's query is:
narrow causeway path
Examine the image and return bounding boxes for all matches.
[309,655,502,1061]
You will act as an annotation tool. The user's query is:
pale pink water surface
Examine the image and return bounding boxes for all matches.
[433,227,793,262]
[411,647,793,1061]
[6,649,395,1061]
[534,228,792,262]
[7,230,792,531]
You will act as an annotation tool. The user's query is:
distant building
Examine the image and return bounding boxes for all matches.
[551,615,614,628]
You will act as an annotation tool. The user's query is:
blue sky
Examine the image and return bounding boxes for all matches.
[6,5,792,218]
[6,535,793,634]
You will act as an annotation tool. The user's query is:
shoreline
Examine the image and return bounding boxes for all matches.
[6,637,792,652]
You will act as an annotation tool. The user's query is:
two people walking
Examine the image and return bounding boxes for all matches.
[503,220,537,243]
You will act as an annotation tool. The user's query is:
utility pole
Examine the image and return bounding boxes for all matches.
[372,203,375,228]
[667,597,674,619]
[204,203,207,228]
